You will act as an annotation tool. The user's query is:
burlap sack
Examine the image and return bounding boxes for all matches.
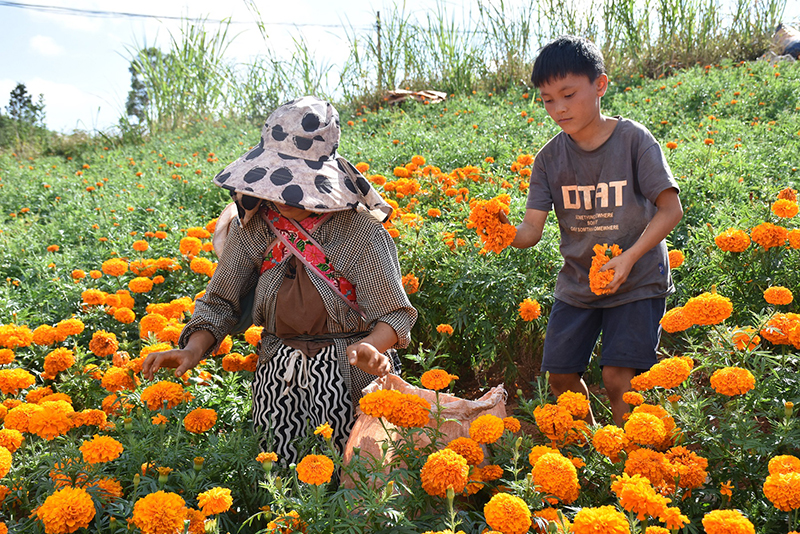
[343,374,506,477]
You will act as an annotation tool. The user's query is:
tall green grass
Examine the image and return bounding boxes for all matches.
[118,0,788,134]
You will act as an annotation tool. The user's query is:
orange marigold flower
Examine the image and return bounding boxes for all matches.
[180,237,203,256]
[0,429,24,453]
[296,454,334,485]
[519,298,542,321]
[764,286,793,306]
[622,391,644,406]
[761,313,800,345]
[421,448,469,497]
[359,389,402,419]
[197,487,232,515]
[557,391,590,419]
[80,434,123,464]
[533,404,573,441]
[427,208,441,217]
[469,414,505,444]
[129,276,154,294]
[314,422,333,440]
[532,452,580,504]
[100,366,138,393]
[89,330,119,357]
[750,222,788,250]
[682,291,732,326]
[624,448,669,486]
[714,228,750,252]
[385,393,430,428]
[420,369,458,390]
[701,509,755,534]
[572,506,630,534]
[140,381,185,410]
[763,471,800,511]
[709,367,755,396]
[244,325,263,346]
[589,243,622,295]
[730,326,760,350]
[768,455,800,475]
[778,187,798,201]
[114,307,136,324]
[0,324,33,349]
[131,491,187,534]
[483,493,532,534]
[592,425,628,462]
[0,368,35,395]
[71,269,86,280]
[667,249,684,268]
[0,447,9,479]
[54,318,84,341]
[401,273,419,294]
[503,416,521,433]
[771,199,799,218]
[31,325,57,346]
[611,473,669,520]
[446,437,484,466]
[666,141,678,150]
[28,400,74,440]
[101,258,128,277]
[34,486,96,533]
[466,196,517,254]
[660,506,689,530]
[529,445,560,468]
[133,240,149,252]
[647,356,693,389]
[665,445,708,489]
[90,477,123,502]
[43,347,75,377]
[221,352,246,372]
[183,408,217,433]
[624,412,667,447]
[81,288,107,306]
[436,323,454,335]
[4,402,43,432]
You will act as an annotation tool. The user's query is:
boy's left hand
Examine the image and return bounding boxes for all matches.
[600,253,635,294]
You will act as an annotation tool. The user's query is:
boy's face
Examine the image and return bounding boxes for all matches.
[538,73,609,142]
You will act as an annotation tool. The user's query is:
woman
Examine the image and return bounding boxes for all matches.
[142,97,417,463]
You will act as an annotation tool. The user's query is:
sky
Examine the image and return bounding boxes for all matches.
[0,0,798,133]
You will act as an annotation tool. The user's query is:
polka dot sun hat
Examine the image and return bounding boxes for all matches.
[213,96,393,225]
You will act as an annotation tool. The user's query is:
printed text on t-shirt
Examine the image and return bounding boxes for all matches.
[561,180,628,210]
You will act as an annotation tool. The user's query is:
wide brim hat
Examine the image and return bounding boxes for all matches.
[213,96,393,225]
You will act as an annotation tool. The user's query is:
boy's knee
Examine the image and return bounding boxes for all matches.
[602,366,635,396]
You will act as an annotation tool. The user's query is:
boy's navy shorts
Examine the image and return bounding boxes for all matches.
[540,297,665,375]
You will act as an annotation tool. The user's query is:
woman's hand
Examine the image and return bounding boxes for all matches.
[346,341,391,377]
[142,330,215,380]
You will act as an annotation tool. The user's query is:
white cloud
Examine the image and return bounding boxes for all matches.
[30,35,65,57]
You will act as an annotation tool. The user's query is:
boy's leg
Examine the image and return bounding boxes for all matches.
[600,297,665,426]
[541,299,602,424]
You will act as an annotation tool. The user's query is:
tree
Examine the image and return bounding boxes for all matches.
[125,47,162,124]
[1,83,46,152]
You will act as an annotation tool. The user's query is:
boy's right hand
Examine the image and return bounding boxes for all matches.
[142,349,204,380]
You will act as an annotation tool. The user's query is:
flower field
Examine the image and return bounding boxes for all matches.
[0,59,799,533]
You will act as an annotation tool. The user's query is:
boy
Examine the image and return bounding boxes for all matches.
[507,36,683,426]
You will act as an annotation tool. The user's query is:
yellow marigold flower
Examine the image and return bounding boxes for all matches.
[763,472,800,511]
[660,306,692,333]
[751,222,788,250]
[557,391,590,419]
[0,429,23,453]
[469,414,505,444]
[764,286,793,306]
[54,318,84,341]
[314,422,333,440]
[183,408,217,434]
[421,448,469,497]
[768,455,800,475]
[420,369,458,390]
[572,505,629,534]
[296,454,334,485]
[503,416,521,433]
[664,446,708,489]
[709,367,755,396]
[771,198,799,218]
[592,425,628,462]
[446,437,484,466]
[101,257,128,277]
[436,323,454,335]
[0,368,35,395]
[386,393,430,428]
[611,473,669,520]
[88,330,118,358]
[714,228,750,252]
[622,391,644,406]
[197,487,232,515]
[625,412,667,447]
[131,491,187,534]
[34,486,96,533]
[359,389,402,419]
[589,243,622,295]
[682,291,732,326]
[532,452,580,504]
[667,249,684,268]
[484,493,532,534]
[533,404,573,441]
[702,509,755,534]
[80,434,123,464]
[519,298,542,321]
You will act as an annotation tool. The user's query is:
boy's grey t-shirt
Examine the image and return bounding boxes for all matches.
[526,117,680,308]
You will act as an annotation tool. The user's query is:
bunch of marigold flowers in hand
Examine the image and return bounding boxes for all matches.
[466,195,516,254]
[589,243,622,295]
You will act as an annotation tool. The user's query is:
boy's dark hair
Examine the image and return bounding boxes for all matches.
[530,35,605,87]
